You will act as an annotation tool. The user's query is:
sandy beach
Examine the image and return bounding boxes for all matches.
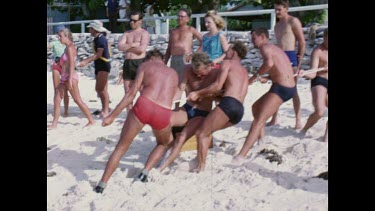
[47,70,328,210]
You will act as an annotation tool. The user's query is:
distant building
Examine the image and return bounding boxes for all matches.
[47,1,105,35]
[225,1,270,30]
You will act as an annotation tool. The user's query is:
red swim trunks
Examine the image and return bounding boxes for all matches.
[132,96,172,130]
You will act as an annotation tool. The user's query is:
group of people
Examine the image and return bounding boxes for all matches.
[47,0,328,194]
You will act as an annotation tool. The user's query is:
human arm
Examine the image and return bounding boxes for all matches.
[211,33,229,65]
[300,47,319,79]
[67,46,76,90]
[102,67,144,126]
[118,33,139,52]
[292,18,306,69]
[188,61,230,101]
[192,27,203,53]
[127,31,150,55]
[248,47,273,84]
[78,48,104,67]
[164,30,172,64]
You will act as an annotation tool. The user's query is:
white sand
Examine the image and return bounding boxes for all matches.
[47,71,328,210]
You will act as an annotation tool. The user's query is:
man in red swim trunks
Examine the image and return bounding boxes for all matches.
[94,49,179,193]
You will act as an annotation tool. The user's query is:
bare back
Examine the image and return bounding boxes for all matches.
[220,60,249,103]
[169,26,197,56]
[119,28,149,60]
[262,44,295,87]
[274,16,298,51]
[184,65,219,111]
[138,61,179,108]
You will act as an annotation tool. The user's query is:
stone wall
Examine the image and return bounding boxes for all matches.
[47,25,327,80]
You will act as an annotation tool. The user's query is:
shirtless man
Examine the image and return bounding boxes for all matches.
[164,8,203,107]
[187,41,249,172]
[117,11,150,111]
[232,28,296,164]
[269,0,306,129]
[299,28,328,142]
[94,49,178,193]
[158,52,220,172]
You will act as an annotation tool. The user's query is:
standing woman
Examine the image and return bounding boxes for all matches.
[47,25,69,116]
[202,10,230,68]
[79,20,111,118]
[48,28,95,129]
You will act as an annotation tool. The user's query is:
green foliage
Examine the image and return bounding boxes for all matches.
[299,9,327,25]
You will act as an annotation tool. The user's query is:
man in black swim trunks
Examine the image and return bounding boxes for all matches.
[298,28,328,142]
[232,28,297,164]
[117,11,150,112]
[158,52,220,172]
[187,41,249,172]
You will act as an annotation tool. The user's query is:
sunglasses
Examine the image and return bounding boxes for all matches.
[130,19,141,22]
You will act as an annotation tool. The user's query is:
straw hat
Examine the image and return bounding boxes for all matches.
[87,20,108,32]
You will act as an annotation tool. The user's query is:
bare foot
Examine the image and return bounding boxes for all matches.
[266,119,277,127]
[295,119,302,130]
[84,121,95,128]
[231,155,245,165]
[48,122,58,129]
[63,112,69,117]
[48,124,57,129]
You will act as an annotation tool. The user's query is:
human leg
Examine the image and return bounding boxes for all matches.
[159,117,204,172]
[123,80,133,112]
[195,107,232,172]
[301,86,327,133]
[96,71,110,117]
[63,88,69,117]
[96,111,144,191]
[48,84,64,129]
[234,93,283,162]
[142,126,175,172]
[292,68,302,129]
[68,79,95,127]
[324,121,328,142]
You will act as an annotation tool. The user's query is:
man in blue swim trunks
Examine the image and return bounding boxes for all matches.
[187,41,249,172]
[270,0,306,129]
[158,52,220,172]
[232,28,296,164]
[298,28,328,142]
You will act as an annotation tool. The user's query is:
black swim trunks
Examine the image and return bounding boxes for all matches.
[122,58,145,80]
[182,103,210,120]
[269,83,296,102]
[95,59,111,75]
[311,76,328,93]
[217,96,244,125]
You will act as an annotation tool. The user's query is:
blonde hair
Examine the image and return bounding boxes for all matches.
[205,10,226,30]
[61,28,73,41]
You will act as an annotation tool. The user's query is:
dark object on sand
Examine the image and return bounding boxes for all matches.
[94,186,104,193]
[315,171,328,180]
[258,148,283,165]
[134,169,149,183]
[92,110,101,115]
[47,171,57,177]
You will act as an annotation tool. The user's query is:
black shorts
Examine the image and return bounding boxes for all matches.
[269,83,296,102]
[94,60,111,75]
[122,58,145,80]
[311,76,328,93]
[218,96,244,125]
